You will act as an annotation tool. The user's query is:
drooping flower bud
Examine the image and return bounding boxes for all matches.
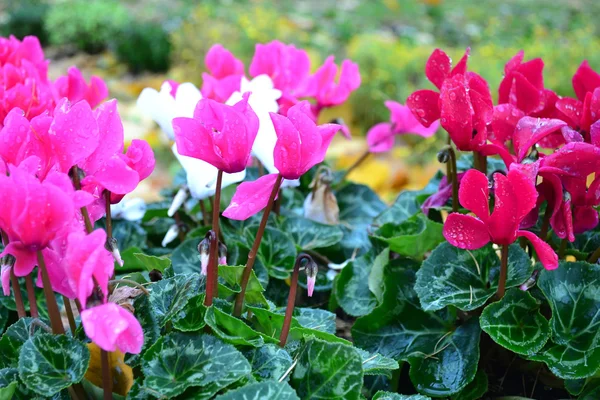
[1,254,16,296]
[304,167,339,225]
[105,237,123,267]
[218,242,227,266]
[162,224,180,247]
[519,270,539,291]
[305,258,318,297]
[167,186,189,217]
[437,148,451,164]
[198,236,211,275]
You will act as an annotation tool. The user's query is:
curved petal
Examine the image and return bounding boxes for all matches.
[512,117,567,162]
[517,230,558,270]
[573,60,600,101]
[443,213,490,250]
[573,206,599,234]
[491,104,524,143]
[81,303,144,354]
[507,168,538,222]
[366,123,394,153]
[94,156,139,194]
[425,49,452,89]
[542,142,600,178]
[406,89,440,128]
[0,243,37,277]
[222,173,280,221]
[488,173,519,245]
[458,169,490,222]
[440,75,473,150]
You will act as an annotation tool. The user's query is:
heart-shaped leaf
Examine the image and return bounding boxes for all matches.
[334,250,382,317]
[218,265,268,307]
[110,220,147,250]
[481,288,550,355]
[0,318,38,368]
[373,191,420,226]
[18,334,90,397]
[149,273,201,327]
[133,252,171,273]
[415,243,532,312]
[173,295,206,332]
[291,308,336,335]
[141,333,251,398]
[171,239,201,275]
[243,344,293,382]
[0,368,18,400]
[291,337,363,400]
[215,380,299,400]
[356,348,399,377]
[281,216,343,250]
[450,369,488,400]
[205,306,267,347]
[244,226,297,279]
[373,215,444,260]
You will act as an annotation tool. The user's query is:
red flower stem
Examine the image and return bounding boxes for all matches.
[280,254,311,347]
[173,211,186,242]
[211,170,223,293]
[274,190,281,216]
[104,191,112,239]
[203,230,218,307]
[339,149,371,183]
[233,174,283,317]
[588,247,600,263]
[496,245,509,300]
[10,270,26,319]
[1,229,26,319]
[36,251,65,334]
[101,349,113,400]
[473,151,487,173]
[71,167,93,234]
[539,205,552,242]
[63,296,77,335]
[199,199,208,226]
[446,145,458,213]
[25,275,39,318]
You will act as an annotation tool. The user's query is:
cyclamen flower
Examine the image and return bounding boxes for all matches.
[443,168,558,270]
[54,66,108,109]
[407,48,494,151]
[367,101,439,153]
[81,302,144,354]
[498,51,547,115]
[421,172,465,216]
[201,44,245,103]
[173,93,259,174]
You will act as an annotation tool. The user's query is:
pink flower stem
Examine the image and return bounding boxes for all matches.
[204,230,218,307]
[234,174,284,317]
[101,349,113,400]
[211,170,223,295]
[71,167,93,233]
[496,245,509,300]
[473,151,487,174]
[1,229,26,319]
[104,190,113,239]
[442,144,458,213]
[25,275,39,318]
[36,251,65,335]
[280,254,312,347]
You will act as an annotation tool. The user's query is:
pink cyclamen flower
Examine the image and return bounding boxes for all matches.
[271,101,340,179]
[498,51,546,115]
[54,66,108,109]
[407,48,494,151]
[367,101,439,153]
[173,93,259,173]
[443,168,558,270]
[201,44,245,103]
[572,60,600,101]
[421,172,465,216]
[302,56,361,110]
[81,302,144,354]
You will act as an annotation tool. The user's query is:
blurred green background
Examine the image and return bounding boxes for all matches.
[2,0,599,197]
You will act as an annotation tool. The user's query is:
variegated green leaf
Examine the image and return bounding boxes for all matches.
[148,273,201,327]
[244,344,293,382]
[215,381,299,400]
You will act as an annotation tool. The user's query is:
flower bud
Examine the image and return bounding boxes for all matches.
[105,237,123,267]
[167,186,189,217]
[218,242,227,266]
[162,224,180,247]
[149,269,163,282]
[198,236,211,275]
[304,258,318,297]
[437,148,450,164]
[519,270,539,291]
[1,255,16,296]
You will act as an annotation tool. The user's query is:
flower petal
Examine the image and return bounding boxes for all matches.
[517,230,558,270]
[443,213,490,249]
[222,173,280,220]
[458,169,490,222]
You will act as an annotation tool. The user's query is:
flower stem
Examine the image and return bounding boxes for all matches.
[101,349,113,400]
[173,211,186,242]
[104,191,112,239]
[203,230,218,307]
[36,251,65,334]
[210,170,223,297]
[71,167,93,233]
[539,205,552,242]
[588,246,600,263]
[10,270,26,319]
[25,275,39,318]
[199,199,208,226]
[280,254,312,347]
[443,145,459,213]
[496,245,509,300]
[473,151,487,174]
[338,149,370,184]
[558,238,568,259]
[233,174,283,317]
[63,296,77,335]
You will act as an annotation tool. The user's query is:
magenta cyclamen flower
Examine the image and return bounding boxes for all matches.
[173,93,259,173]
[443,168,558,270]
[302,56,361,110]
[367,101,439,153]
[201,44,245,103]
[81,302,144,354]
[54,66,108,109]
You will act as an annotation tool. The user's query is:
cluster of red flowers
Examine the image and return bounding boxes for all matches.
[0,36,155,353]
[410,48,600,271]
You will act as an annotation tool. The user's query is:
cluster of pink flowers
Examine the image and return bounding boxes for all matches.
[0,36,154,354]
[410,48,600,271]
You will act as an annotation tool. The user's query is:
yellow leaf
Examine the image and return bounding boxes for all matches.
[85,343,134,396]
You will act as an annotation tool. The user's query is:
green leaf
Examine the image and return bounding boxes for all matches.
[281,216,343,250]
[450,369,488,400]
[149,273,201,327]
[171,239,200,275]
[373,392,431,400]
[110,220,147,250]
[368,248,390,303]
[334,251,379,317]
[356,348,399,377]
[205,306,267,347]
[291,337,363,400]
[0,381,16,400]
[18,334,90,396]
[244,226,297,279]
[133,252,171,273]
[0,368,18,400]
[337,183,387,225]
[408,318,481,397]
[0,307,7,335]
[0,318,37,368]
[215,381,299,400]
[374,191,420,226]
[292,308,336,335]
[244,344,293,382]
[480,288,549,355]
[534,261,600,379]
[116,247,145,271]
[141,333,251,398]
[218,265,268,307]
[125,294,160,368]
[415,243,533,312]
[173,294,206,332]
[373,215,444,259]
